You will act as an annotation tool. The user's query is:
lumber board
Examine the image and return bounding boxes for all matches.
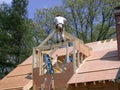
[37,40,73,51]
[37,30,56,48]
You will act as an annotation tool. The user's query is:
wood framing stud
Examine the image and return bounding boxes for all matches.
[77,51,80,67]
[75,83,78,87]
[84,82,87,86]
[66,43,69,63]
[93,81,96,85]
[103,80,106,84]
[73,41,76,74]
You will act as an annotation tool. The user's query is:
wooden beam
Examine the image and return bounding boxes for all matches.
[33,84,37,90]
[41,53,44,75]
[23,80,33,90]
[64,31,92,57]
[37,30,56,48]
[49,48,58,57]
[64,31,83,43]
[73,41,76,73]
[103,80,106,84]
[75,83,78,87]
[38,50,40,67]
[93,81,96,85]
[112,79,116,83]
[37,40,72,51]
[39,50,42,75]
[81,54,84,63]
[84,82,87,86]
[66,43,69,63]
[64,31,75,41]
[32,48,35,68]
[77,51,80,67]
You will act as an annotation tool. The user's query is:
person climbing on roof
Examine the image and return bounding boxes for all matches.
[53,13,67,43]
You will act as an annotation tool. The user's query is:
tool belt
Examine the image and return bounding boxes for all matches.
[56,23,64,29]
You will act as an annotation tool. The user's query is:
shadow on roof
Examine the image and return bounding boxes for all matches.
[100,50,118,61]
[116,69,120,80]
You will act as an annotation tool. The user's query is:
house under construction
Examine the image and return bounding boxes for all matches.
[0,6,120,90]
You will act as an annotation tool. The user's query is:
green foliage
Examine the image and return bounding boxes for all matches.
[33,0,120,43]
[0,3,13,79]
[9,0,33,64]
[62,0,120,42]
[0,0,34,79]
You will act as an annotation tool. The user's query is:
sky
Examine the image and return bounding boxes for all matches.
[0,0,12,4]
[28,0,62,19]
[0,0,62,19]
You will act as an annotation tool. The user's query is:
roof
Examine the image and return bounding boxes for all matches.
[52,47,73,58]
[68,38,120,84]
[0,38,120,89]
[0,56,33,90]
[0,47,73,90]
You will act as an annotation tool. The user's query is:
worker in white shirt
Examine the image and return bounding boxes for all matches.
[54,14,67,43]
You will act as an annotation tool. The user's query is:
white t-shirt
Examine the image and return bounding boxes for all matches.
[54,16,67,25]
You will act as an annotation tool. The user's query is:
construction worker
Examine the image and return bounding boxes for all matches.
[54,14,67,43]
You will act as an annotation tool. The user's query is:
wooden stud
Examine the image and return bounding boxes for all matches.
[103,80,106,84]
[77,51,80,67]
[32,48,35,68]
[39,50,42,76]
[75,83,78,87]
[38,50,40,67]
[93,81,96,85]
[41,53,44,75]
[112,79,116,83]
[81,54,84,62]
[84,82,87,86]
[32,48,35,81]
[35,48,39,67]
[23,80,33,90]
[66,43,69,63]
[33,84,37,90]
[98,80,102,83]
[64,31,83,43]
[73,41,76,73]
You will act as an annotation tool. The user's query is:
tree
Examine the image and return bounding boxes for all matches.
[63,0,120,42]
[33,0,120,43]
[9,0,34,64]
[0,3,14,79]
[96,0,118,40]
[0,0,34,79]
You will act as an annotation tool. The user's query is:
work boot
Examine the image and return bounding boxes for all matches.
[61,39,64,42]
[62,40,64,42]
[56,40,59,43]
